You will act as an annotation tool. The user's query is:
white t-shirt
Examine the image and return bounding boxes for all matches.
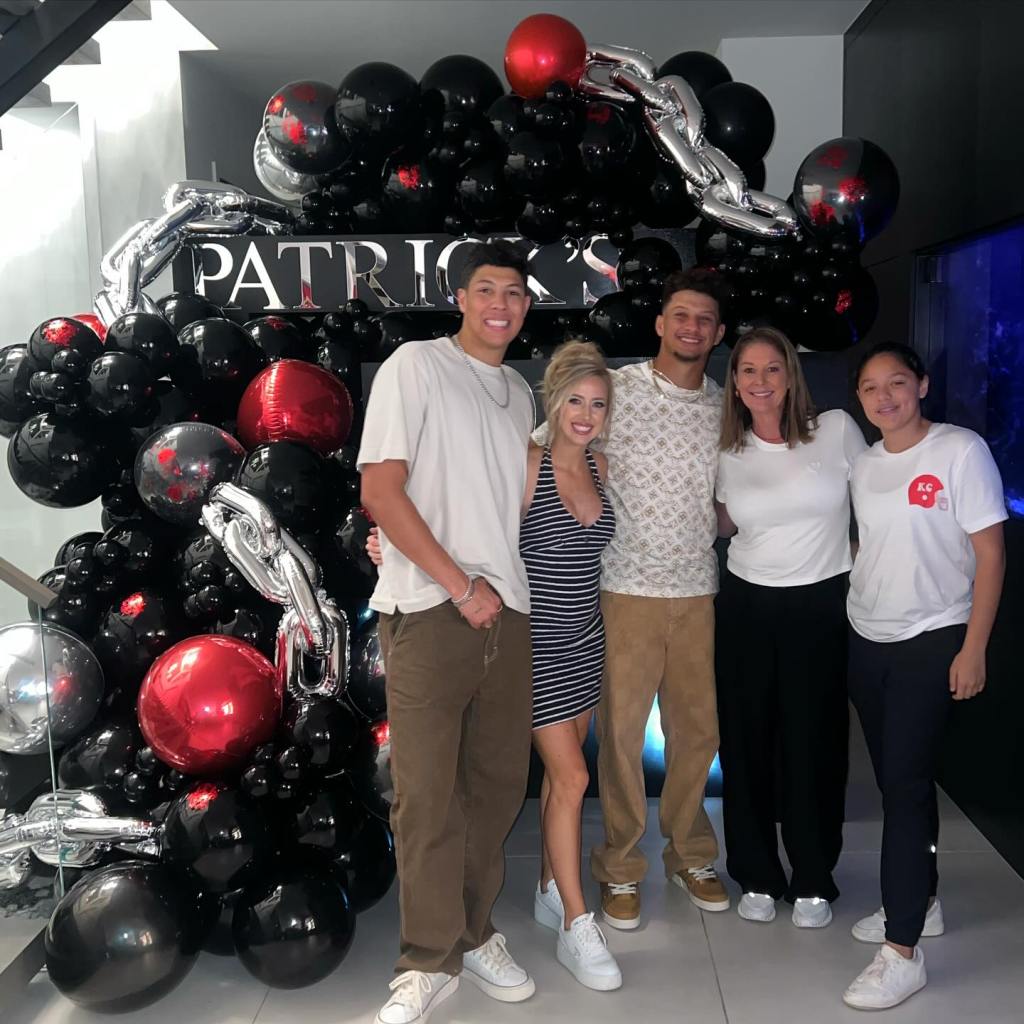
[847,423,1007,642]
[357,336,535,615]
[716,409,867,587]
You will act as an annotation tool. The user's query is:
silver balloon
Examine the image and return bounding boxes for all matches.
[0,623,104,755]
[253,128,317,204]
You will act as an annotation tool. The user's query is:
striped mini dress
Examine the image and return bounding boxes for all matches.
[519,446,615,729]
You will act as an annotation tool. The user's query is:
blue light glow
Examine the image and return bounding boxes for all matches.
[642,696,722,783]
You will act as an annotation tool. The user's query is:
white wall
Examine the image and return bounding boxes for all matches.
[717,35,844,200]
[0,1,213,627]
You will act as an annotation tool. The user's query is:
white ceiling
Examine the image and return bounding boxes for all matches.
[169,0,869,97]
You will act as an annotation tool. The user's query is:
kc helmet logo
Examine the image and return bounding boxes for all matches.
[908,474,944,508]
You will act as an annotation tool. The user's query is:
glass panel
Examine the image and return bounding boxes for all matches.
[923,221,1024,518]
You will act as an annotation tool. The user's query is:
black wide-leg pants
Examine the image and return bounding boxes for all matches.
[715,571,850,903]
[847,624,964,947]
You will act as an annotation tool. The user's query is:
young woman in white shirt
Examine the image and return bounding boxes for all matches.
[715,326,867,929]
[842,342,1006,1011]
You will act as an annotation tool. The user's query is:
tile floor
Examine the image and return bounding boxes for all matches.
[5,728,1024,1024]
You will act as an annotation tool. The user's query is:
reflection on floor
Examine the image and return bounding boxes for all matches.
[6,725,1024,1024]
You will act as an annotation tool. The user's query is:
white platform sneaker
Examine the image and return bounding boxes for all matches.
[792,896,832,929]
[534,879,564,931]
[852,899,944,943]
[375,971,458,1024]
[843,945,927,1010]
[737,892,776,923]
[462,932,535,1002]
[556,912,623,991]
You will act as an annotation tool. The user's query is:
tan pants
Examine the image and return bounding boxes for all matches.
[379,601,532,976]
[590,591,720,883]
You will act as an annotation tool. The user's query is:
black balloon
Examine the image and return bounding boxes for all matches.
[516,200,565,245]
[316,336,359,383]
[233,863,356,989]
[335,62,420,150]
[702,81,775,165]
[55,531,103,567]
[93,519,167,580]
[207,605,280,657]
[487,93,528,144]
[93,587,185,690]
[636,167,697,229]
[657,51,732,100]
[589,291,644,356]
[264,80,348,174]
[236,440,329,532]
[578,102,636,180]
[126,380,200,447]
[156,293,223,334]
[421,54,503,116]
[349,719,393,821]
[58,719,140,790]
[741,159,766,191]
[792,137,900,245]
[505,131,566,197]
[334,814,396,913]
[176,318,265,411]
[0,345,41,435]
[7,412,118,507]
[45,861,204,1013]
[347,624,387,720]
[381,152,447,231]
[457,158,524,223]
[284,696,362,773]
[292,783,366,858]
[617,237,683,293]
[202,887,244,957]
[245,316,308,362]
[86,351,155,419]
[28,317,103,371]
[29,566,100,636]
[162,783,273,892]
[104,312,180,376]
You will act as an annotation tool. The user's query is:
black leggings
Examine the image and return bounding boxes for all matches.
[847,624,965,947]
[716,571,850,902]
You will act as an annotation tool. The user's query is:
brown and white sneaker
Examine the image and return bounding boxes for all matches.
[600,881,640,930]
[672,865,730,912]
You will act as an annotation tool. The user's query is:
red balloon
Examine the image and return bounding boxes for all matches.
[72,313,107,342]
[138,635,284,776]
[236,359,353,454]
[504,14,587,99]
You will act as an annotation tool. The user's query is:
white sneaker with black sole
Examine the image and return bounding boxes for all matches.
[852,899,944,943]
[843,945,927,1010]
[462,932,535,1002]
[375,971,458,1024]
[792,896,832,928]
[738,892,776,923]
[556,912,622,991]
[534,879,564,931]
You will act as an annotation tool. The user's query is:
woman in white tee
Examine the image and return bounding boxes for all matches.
[715,326,866,930]
[842,342,1006,1011]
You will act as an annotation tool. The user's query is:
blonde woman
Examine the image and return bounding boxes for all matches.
[715,327,866,928]
[370,341,621,992]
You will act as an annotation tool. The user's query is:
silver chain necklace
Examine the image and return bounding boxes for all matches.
[451,336,511,409]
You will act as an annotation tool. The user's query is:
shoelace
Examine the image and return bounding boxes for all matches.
[607,882,637,896]
[571,913,609,952]
[471,932,515,974]
[687,865,718,882]
[386,971,434,1012]
[859,950,903,987]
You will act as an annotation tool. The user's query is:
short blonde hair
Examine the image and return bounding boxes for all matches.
[720,326,817,452]
[541,340,614,439]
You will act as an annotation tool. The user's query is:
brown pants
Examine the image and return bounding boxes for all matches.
[379,601,532,976]
[590,591,720,883]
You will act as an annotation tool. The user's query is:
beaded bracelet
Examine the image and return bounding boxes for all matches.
[452,577,477,608]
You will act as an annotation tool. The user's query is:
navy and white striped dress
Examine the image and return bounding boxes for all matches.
[520,446,616,729]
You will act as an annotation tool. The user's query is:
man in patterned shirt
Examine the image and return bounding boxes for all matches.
[590,268,729,928]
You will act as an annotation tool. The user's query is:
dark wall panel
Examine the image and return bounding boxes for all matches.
[845,0,1024,876]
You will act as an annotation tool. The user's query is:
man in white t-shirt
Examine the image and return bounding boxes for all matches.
[359,242,537,1024]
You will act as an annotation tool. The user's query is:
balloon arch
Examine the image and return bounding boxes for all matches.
[0,13,898,1012]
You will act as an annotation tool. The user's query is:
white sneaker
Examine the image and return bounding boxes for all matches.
[462,933,535,1002]
[375,971,458,1024]
[556,912,623,991]
[852,899,945,943]
[792,896,832,929]
[738,892,776,923]
[534,879,564,931]
[843,945,927,1010]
